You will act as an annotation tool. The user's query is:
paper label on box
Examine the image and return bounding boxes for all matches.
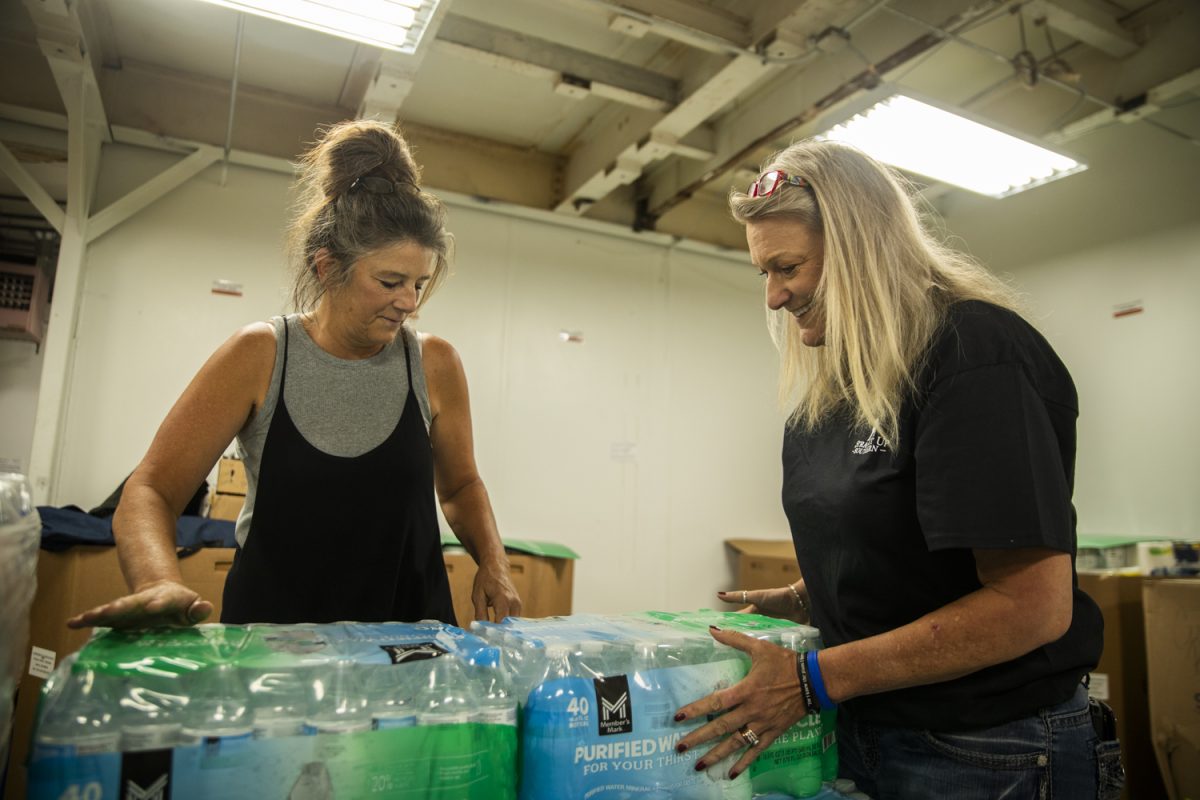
[1087,672,1109,701]
[29,645,55,679]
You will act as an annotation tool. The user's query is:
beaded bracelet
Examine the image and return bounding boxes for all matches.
[786,583,807,613]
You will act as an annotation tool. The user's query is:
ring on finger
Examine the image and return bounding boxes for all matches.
[741,590,748,605]
[738,725,760,747]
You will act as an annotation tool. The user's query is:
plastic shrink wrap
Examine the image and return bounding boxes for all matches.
[0,472,41,782]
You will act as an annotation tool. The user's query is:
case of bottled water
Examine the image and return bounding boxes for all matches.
[27,621,518,799]
[1,472,41,782]
[27,611,837,799]
[471,610,835,799]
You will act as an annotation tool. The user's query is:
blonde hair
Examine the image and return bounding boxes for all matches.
[730,140,1021,447]
[287,120,452,312]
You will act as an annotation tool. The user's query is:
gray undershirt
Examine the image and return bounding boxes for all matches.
[231,314,432,546]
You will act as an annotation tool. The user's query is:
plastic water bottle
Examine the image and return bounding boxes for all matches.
[472,662,517,727]
[572,640,615,679]
[416,654,476,726]
[304,658,371,734]
[800,632,839,784]
[1,472,40,776]
[181,663,252,746]
[368,664,421,729]
[763,631,823,798]
[31,667,121,758]
[249,669,310,739]
[120,677,189,751]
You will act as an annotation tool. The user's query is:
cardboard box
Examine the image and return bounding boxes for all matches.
[1078,571,1166,800]
[207,492,245,521]
[215,457,247,496]
[725,538,799,591]
[4,546,233,800]
[444,548,575,626]
[1077,534,1178,573]
[1142,578,1200,800]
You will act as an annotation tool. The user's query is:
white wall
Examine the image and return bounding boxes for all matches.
[41,143,790,614]
[0,338,44,473]
[1000,222,1200,538]
[937,112,1200,541]
[57,145,292,507]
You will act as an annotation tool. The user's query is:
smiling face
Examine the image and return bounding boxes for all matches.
[746,216,826,347]
[320,240,435,355]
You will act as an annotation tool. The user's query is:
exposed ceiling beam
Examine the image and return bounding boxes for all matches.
[602,0,749,46]
[338,46,385,111]
[1027,0,1139,59]
[21,0,110,141]
[639,0,1011,221]
[0,140,65,233]
[554,51,778,215]
[435,14,678,111]
[564,0,752,55]
[1047,66,1200,143]
[357,0,451,120]
[87,146,220,243]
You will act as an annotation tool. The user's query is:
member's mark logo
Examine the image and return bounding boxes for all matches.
[595,675,633,736]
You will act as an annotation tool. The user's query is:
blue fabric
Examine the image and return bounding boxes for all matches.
[837,684,1122,799]
[37,506,236,551]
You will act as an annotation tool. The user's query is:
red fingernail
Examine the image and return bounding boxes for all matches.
[729,769,741,780]
[709,625,721,631]
[716,591,727,596]
[676,743,688,753]
[673,712,685,722]
[694,761,706,772]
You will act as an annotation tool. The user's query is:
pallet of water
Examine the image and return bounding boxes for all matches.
[27,622,517,800]
[471,610,836,799]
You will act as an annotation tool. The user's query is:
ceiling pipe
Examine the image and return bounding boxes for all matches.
[220,12,245,187]
[881,5,1116,112]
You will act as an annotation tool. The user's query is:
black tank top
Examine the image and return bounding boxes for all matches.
[221,323,456,625]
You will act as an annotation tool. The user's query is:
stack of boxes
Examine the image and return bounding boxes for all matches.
[207,457,247,522]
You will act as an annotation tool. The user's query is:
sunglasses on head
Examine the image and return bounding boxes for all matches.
[748,170,809,198]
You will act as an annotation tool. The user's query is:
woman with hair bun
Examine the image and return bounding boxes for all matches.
[70,120,520,628]
[671,141,1120,798]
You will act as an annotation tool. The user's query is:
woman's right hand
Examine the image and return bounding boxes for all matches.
[717,584,809,623]
[66,580,213,630]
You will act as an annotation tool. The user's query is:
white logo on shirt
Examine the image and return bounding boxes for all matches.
[852,429,888,455]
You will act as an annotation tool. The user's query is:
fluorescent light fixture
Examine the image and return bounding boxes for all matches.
[194,0,442,53]
[821,94,1086,197]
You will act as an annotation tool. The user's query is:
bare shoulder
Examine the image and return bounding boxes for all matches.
[231,320,278,352]
[417,332,464,380]
[196,321,279,404]
[217,321,278,370]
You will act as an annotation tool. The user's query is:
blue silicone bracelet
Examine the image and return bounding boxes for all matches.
[806,649,835,709]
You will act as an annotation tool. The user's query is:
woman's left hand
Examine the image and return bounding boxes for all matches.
[471,560,522,621]
[673,627,810,779]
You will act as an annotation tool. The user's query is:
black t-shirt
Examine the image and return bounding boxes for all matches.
[783,300,1102,731]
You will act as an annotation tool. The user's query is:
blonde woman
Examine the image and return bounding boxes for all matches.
[672,141,1121,799]
[70,120,520,629]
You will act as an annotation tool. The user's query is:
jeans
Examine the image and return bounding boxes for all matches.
[838,684,1124,799]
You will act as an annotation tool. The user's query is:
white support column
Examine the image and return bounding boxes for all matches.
[26,51,101,505]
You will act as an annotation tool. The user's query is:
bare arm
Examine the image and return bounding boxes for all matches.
[68,322,276,629]
[675,547,1074,776]
[821,547,1072,699]
[422,334,521,621]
